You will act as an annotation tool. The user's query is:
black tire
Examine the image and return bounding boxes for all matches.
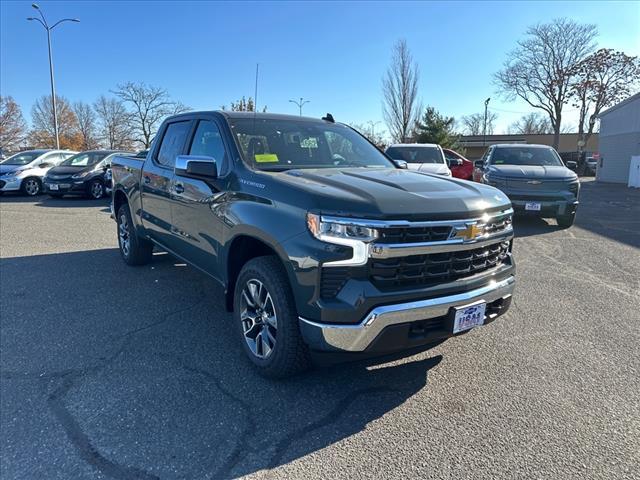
[233,256,310,378]
[116,204,153,266]
[88,179,104,199]
[557,212,576,228]
[20,177,41,196]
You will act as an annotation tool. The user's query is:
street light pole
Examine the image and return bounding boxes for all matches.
[367,120,381,139]
[27,4,79,150]
[289,97,310,116]
[483,97,491,147]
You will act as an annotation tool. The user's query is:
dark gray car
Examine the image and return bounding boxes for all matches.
[475,144,579,227]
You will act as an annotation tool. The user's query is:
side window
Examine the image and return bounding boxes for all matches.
[43,153,62,164]
[156,121,191,168]
[189,120,227,171]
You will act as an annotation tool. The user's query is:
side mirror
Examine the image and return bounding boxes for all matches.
[447,158,463,167]
[474,160,485,169]
[175,155,218,178]
[566,160,577,171]
[393,160,408,169]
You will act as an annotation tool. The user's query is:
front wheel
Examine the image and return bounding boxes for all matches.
[557,212,576,228]
[116,204,153,265]
[21,177,41,196]
[233,256,310,378]
[88,180,104,199]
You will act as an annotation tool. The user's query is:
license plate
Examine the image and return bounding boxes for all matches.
[453,302,486,334]
[49,184,59,190]
[525,202,541,211]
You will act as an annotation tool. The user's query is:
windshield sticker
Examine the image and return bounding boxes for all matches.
[255,154,279,163]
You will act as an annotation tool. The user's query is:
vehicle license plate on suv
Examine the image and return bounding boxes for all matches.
[453,302,486,334]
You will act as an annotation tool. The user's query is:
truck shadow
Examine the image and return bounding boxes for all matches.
[0,248,443,479]
[0,193,109,208]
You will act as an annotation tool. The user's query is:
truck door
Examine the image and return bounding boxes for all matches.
[140,120,192,246]
[170,118,230,279]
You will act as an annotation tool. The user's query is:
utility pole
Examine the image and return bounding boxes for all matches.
[289,97,310,116]
[483,97,491,147]
[27,3,80,150]
[367,120,381,140]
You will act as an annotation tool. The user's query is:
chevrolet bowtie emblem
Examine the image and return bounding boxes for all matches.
[527,180,542,185]
[452,224,484,241]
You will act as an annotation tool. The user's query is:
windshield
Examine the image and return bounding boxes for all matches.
[228,118,394,171]
[386,146,444,164]
[490,147,563,167]
[1,151,44,166]
[61,152,109,167]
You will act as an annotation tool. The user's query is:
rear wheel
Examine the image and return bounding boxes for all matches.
[21,177,41,196]
[557,212,576,228]
[116,204,153,265]
[233,256,310,378]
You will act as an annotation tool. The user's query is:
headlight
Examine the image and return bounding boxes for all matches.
[307,214,378,242]
[306,213,378,267]
[568,181,580,195]
[482,174,506,186]
[72,171,91,179]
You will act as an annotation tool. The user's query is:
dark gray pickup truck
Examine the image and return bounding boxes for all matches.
[111,111,516,377]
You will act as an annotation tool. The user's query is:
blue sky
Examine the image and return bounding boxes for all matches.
[1,0,639,136]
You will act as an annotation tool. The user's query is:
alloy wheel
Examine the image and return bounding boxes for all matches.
[24,179,40,196]
[91,181,104,199]
[118,213,130,257]
[240,279,278,359]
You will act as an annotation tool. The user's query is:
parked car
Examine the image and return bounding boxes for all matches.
[585,155,598,175]
[111,111,515,378]
[385,144,452,176]
[475,144,579,227]
[44,150,132,199]
[443,148,473,180]
[0,149,76,196]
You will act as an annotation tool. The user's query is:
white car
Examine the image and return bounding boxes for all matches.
[385,143,452,176]
[0,150,76,196]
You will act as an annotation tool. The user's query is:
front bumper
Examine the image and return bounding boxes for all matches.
[299,275,515,352]
[510,198,578,216]
[0,178,21,191]
[43,180,88,195]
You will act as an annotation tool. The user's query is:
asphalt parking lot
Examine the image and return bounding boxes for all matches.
[1,179,639,480]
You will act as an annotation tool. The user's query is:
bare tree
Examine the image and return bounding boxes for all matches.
[0,96,27,153]
[30,94,81,150]
[507,112,552,134]
[349,123,387,149]
[569,48,640,149]
[494,18,597,149]
[461,112,498,135]
[113,82,190,148]
[94,95,134,150]
[73,101,98,150]
[382,39,420,143]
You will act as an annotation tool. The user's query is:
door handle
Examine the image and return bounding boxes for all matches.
[143,175,151,184]
[174,184,185,194]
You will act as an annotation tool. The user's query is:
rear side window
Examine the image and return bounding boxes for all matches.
[156,121,191,167]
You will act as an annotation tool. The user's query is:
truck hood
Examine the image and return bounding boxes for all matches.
[266,168,510,220]
[408,163,450,176]
[487,164,577,180]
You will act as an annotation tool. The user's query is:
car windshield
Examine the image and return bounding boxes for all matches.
[61,152,109,167]
[491,147,563,166]
[228,118,394,171]
[386,146,444,164]
[1,151,44,166]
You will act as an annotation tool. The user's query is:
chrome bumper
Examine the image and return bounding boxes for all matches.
[299,276,515,352]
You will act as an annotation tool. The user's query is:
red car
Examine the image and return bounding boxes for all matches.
[443,148,473,180]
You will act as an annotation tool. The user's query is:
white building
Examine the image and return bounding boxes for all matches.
[597,93,640,184]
